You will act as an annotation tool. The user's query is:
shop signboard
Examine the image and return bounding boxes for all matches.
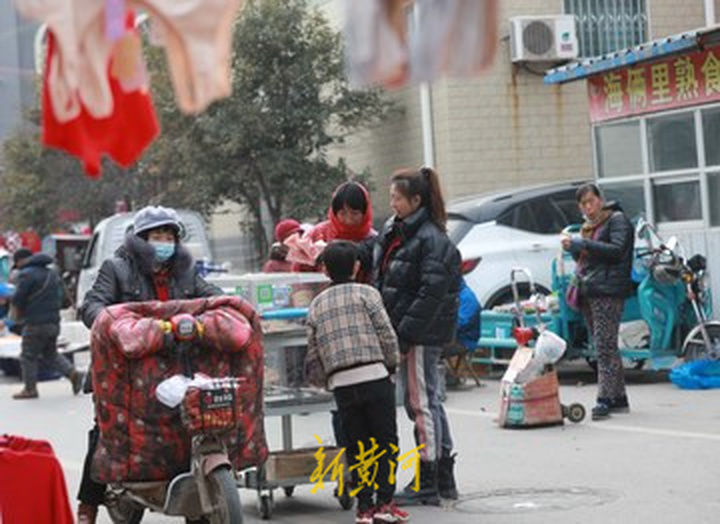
[588,46,720,122]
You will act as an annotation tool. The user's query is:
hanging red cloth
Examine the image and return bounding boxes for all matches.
[41,13,159,178]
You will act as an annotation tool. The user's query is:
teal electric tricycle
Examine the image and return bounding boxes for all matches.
[478,218,720,371]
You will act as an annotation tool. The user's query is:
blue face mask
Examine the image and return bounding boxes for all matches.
[150,241,175,262]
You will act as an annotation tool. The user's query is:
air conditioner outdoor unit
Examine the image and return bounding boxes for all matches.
[510,15,579,62]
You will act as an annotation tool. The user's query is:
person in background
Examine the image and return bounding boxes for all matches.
[305,241,408,524]
[296,181,376,281]
[445,277,482,389]
[372,166,461,505]
[10,248,84,400]
[75,206,221,524]
[262,219,302,272]
[561,183,634,421]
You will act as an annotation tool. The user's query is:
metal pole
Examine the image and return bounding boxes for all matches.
[413,4,435,168]
[419,84,435,168]
[704,0,715,27]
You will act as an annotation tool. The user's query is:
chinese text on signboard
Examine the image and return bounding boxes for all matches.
[588,47,720,122]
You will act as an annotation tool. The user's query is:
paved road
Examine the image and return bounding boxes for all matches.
[3,361,720,523]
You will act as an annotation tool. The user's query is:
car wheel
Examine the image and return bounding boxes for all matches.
[485,283,551,309]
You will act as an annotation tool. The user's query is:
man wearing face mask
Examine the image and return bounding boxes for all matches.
[75,205,222,524]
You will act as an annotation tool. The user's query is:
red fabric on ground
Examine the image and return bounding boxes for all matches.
[0,435,73,524]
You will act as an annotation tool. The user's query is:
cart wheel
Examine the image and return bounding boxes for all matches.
[567,403,586,423]
[337,490,354,510]
[283,486,295,497]
[258,493,274,520]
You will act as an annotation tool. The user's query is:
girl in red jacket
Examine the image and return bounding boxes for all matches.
[296,181,376,281]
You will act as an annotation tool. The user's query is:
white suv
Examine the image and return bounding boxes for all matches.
[448,181,588,308]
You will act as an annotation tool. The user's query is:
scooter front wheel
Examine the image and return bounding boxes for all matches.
[682,321,720,361]
[206,467,243,524]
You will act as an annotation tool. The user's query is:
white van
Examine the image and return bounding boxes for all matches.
[75,210,214,306]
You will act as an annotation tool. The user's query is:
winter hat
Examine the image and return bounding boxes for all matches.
[132,206,182,237]
[275,219,302,243]
[12,248,33,269]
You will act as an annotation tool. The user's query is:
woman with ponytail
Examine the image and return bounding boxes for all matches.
[372,167,461,506]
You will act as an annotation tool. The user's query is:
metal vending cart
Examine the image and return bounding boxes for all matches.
[236,273,352,519]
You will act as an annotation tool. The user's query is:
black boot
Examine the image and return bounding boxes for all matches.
[608,395,630,413]
[438,453,458,500]
[395,460,440,506]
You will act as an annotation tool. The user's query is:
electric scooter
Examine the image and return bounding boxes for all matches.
[635,219,720,362]
[104,314,244,524]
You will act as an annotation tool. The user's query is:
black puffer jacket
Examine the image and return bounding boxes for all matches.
[12,254,63,325]
[573,202,635,299]
[372,207,461,347]
[80,234,222,328]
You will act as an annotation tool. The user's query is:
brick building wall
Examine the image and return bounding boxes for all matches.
[649,0,705,39]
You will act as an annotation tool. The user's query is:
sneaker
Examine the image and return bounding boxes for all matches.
[355,507,375,524]
[591,402,611,420]
[374,501,410,522]
[12,388,39,400]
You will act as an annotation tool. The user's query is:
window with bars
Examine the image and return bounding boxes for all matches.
[564,0,648,58]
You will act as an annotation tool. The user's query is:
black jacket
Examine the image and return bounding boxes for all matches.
[572,203,635,299]
[12,254,63,325]
[372,207,461,347]
[80,234,222,328]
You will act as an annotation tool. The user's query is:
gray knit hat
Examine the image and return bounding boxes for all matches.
[132,206,182,237]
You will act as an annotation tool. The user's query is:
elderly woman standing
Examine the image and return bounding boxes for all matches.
[562,183,634,421]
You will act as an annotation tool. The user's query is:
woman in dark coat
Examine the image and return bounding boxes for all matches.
[76,206,221,524]
[562,183,634,421]
[372,167,461,506]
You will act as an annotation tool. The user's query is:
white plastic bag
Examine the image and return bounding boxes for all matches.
[155,374,193,408]
[534,330,567,365]
[155,373,215,408]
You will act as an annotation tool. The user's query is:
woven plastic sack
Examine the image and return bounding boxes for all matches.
[669,359,720,389]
